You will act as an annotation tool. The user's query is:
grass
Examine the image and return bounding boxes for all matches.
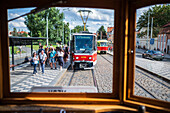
[9,46,26,54]
[26,45,59,51]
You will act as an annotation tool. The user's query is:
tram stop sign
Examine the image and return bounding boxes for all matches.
[150,38,154,45]
[31,86,98,93]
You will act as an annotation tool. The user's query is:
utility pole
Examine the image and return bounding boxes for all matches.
[100,31,102,39]
[46,12,49,46]
[147,12,150,50]
[63,22,64,45]
[151,17,153,39]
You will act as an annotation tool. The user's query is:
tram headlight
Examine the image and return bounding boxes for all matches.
[89,57,92,59]
[76,57,79,59]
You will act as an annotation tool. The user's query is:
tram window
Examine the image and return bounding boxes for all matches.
[134,4,170,102]
[8,7,114,93]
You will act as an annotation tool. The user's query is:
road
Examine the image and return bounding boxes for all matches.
[135,52,170,80]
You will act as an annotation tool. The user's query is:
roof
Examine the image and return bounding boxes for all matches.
[162,23,170,28]
[9,36,47,46]
[72,33,96,36]
[107,27,114,33]
[97,39,108,42]
[159,23,170,34]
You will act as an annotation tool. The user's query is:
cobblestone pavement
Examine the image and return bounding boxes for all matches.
[135,68,170,102]
[56,68,94,87]
[135,53,170,80]
[106,52,170,102]
[108,50,170,80]
[56,54,113,93]
[10,62,70,92]
[94,54,113,93]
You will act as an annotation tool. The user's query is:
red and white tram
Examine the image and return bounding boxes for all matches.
[97,39,108,54]
[70,32,97,69]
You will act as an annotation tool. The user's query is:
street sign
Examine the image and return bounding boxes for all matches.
[31,86,98,93]
[150,38,154,45]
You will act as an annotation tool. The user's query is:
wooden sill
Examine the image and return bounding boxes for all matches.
[124,100,170,113]
[0,104,139,113]
[1,97,120,105]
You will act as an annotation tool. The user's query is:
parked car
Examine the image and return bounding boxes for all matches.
[142,50,164,60]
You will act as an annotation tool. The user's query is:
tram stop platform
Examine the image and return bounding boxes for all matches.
[10,59,71,92]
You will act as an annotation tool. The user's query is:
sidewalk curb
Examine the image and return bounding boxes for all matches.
[136,65,170,83]
[107,51,113,56]
[49,62,71,86]
[107,50,170,82]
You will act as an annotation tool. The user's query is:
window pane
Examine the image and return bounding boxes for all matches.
[135,4,170,102]
[8,7,114,93]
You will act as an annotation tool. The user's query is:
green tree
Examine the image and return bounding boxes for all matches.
[137,5,170,38]
[12,27,17,36]
[97,25,107,40]
[71,25,88,33]
[64,22,70,45]
[24,8,66,43]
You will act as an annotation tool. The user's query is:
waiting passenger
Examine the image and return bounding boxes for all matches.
[57,48,64,71]
[49,47,57,69]
[39,50,47,74]
[31,52,39,76]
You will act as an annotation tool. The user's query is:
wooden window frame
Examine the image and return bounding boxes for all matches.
[125,0,170,112]
[0,1,123,105]
[0,0,170,112]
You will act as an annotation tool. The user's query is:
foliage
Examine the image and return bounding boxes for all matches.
[71,25,88,33]
[9,46,26,54]
[11,27,28,37]
[97,25,107,40]
[137,5,170,38]
[24,8,70,44]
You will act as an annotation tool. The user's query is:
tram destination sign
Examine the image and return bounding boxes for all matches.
[31,86,98,93]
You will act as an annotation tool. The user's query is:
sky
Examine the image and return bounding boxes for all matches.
[8,6,153,33]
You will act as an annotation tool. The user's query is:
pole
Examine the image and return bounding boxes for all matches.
[147,12,150,49]
[69,29,71,47]
[151,17,153,39]
[31,40,33,56]
[12,45,14,71]
[63,22,64,45]
[84,23,86,31]
[46,13,48,46]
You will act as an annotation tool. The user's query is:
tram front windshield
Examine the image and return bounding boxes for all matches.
[100,42,107,47]
[75,35,93,51]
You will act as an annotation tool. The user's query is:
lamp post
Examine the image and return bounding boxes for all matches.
[46,13,48,46]
[147,12,150,50]
[62,20,64,45]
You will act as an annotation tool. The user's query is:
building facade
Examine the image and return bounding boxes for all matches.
[157,23,170,54]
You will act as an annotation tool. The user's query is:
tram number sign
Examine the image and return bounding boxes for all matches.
[31,86,98,93]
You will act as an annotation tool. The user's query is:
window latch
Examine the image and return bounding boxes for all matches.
[128,49,134,54]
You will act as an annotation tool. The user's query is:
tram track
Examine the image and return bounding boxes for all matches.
[101,53,169,100]
[99,54,113,64]
[56,66,99,92]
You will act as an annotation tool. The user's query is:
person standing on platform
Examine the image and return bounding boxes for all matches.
[49,47,57,69]
[31,52,39,76]
[39,50,47,74]
[57,48,64,71]
[63,47,69,64]
[38,45,45,70]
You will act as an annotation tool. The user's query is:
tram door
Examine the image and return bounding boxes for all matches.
[70,36,74,65]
